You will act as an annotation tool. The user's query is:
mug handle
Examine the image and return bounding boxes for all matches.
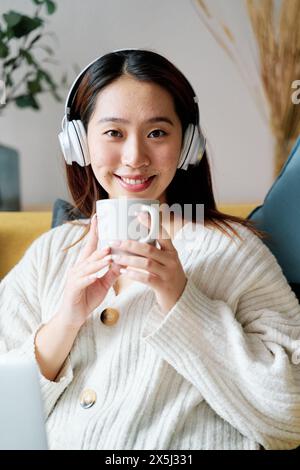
[138,205,159,243]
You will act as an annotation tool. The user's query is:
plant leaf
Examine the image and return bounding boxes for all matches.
[15,94,40,109]
[27,79,42,94]
[46,1,56,15]
[10,16,43,39]
[20,48,35,65]
[2,2,63,110]
[3,11,22,28]
[28,33,42,48]
[0,40,9,58]
[6,74,13,87]
[3,56,18,67]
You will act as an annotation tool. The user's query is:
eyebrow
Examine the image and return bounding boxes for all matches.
[97,116,174,126]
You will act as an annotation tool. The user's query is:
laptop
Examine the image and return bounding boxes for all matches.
[0,359,48,450]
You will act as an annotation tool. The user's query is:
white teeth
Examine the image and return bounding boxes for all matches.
[120,177,150,185]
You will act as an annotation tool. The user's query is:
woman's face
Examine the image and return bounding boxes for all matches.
[87,74,183,202]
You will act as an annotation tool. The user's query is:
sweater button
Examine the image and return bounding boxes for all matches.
[100,307,119,325]
[80,389,97,409]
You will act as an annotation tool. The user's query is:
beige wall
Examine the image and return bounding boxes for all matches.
[0,0,275,209]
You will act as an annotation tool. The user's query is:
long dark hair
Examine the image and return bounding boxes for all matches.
[64,49,264,247]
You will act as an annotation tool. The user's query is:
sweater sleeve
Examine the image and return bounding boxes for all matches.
[0,233,73,418]
[141,228,300,450]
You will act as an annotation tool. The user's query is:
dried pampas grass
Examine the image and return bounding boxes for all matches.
[194,0,300,176]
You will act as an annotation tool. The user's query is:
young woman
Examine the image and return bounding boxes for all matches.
[1,49,300,450]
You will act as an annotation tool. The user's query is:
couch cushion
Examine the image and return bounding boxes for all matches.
[248,136,300,299]
[0,212,51,279]
[51,198,85,228]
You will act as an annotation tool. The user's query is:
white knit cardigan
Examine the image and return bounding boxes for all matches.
[0,220,300,450]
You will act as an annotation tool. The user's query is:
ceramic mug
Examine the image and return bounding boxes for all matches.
[96,197,160,256]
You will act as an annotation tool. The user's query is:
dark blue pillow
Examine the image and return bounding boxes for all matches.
[248,136,300,299]
[290,283,300,301]
[51,198,86,228]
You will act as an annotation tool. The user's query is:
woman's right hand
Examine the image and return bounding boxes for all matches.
[58,214,121,329]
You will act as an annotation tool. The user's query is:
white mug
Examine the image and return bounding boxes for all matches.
[96,197,160,256]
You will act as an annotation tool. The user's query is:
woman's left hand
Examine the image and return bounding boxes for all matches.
[111,211,187,314]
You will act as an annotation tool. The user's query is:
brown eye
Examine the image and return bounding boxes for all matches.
[148,130,167,138]
[104,130,122,138]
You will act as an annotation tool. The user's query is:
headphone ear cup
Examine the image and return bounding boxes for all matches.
[72,120,90,166]
[177,124,193,170]
[177,124,205,170]
[58,117,90,166]
[189,124,206,166]
[177,124,206,171]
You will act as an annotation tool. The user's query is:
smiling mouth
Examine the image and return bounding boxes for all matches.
[114,174,156,191]
[114,175,154,184]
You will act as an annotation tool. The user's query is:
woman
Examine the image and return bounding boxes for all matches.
[1,48,300,450]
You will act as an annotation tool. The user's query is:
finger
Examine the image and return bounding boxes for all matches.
[111,239,169,265]
[78,261,120,290]
[138,211,175,252]
[85,246,111,263]
[78,213,99,262]
[75,246,111,273]
[119,267,160,285]
[78,255,112,278]
[100,263,122,289]
[155,219,175,252]
[111,253,165,277]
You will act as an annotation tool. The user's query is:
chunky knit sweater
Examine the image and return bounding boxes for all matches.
[1,220,300,450]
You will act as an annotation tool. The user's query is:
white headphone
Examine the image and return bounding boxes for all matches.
[58,48,206,171]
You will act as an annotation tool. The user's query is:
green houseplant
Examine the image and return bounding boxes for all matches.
[0,0,66,210]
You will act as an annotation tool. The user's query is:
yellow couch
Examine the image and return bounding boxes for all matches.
[0,204,258,279]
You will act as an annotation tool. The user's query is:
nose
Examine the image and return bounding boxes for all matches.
[121,133,150,167]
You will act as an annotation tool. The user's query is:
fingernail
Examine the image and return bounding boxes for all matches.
[111,254,120,261]
[108,240,121,247]
[88,273,99,280]
[120,268,127,274]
